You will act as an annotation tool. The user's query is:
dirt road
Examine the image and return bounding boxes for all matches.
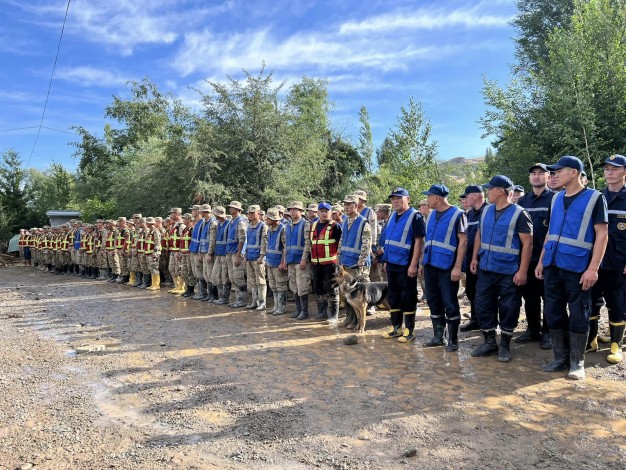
[1,266,625,469]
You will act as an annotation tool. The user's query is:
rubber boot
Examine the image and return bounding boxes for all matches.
[497,333,512,363]
[541,329,570,372]
[381,310,404,338]
[471,330,498,357]
[245,288,258,309]
[327,298,339,323]
[256,285,267,310]
[268,292,279,314]
[193,279,207,300]
[515,327,541,344]
[296,294,310,320]
[586,316,599,353]
[460,317,480,332]
[220,282,232,305]
[107,270,117,282]
[202,282,215,302]
[340,304,355,327]
[90,267,98,279]
[115,274,125,283]
[274,291,287,315]
[127,272,136,286]
[424,317,447,347]
[607,323,624,364]
[97,268,107,280]
[540,317,552,349]
[147,273,160,291]
[139,273,149,289]
[173,276,186,294]
[315,298,329,320]
[212,284,225,304]
[398,313,416,343]
[182,283,195,298]
[446,320,460,352]
[567,331,588,380]
[133,272,143,287]
[47,264,52,272]
[79,266,86,278]
[232,288,248,308]
[291,295,302,318]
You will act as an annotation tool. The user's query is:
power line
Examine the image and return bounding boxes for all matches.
[0,126,39,133]
[0,126,77,135]
[25,0,71,169]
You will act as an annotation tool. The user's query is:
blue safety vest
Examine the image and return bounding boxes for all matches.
[215,219,230,256]
[73,229,81,250]
[198,218,213,254]
[383,208,419,266]
[423,207,463,270]
[285,218,306,264]
[340,215,370,268]
[189,219,204,254]
[226,215,247,254]
[266,225,285,268]
[543,188,601,273]
[478,204,524,275]
[246,221,265,261]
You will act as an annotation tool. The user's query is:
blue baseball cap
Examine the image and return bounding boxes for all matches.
[388,187,409,198]
[463,185,483,195]
[529,162,549,172]
[547,155,584,172]
[421,184,450,197]
[482,175,514,190]
[514,185,525,192]
[602,154,626,167]
[318,202,332,211]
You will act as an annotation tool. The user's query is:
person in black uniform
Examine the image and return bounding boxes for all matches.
[516,163,555,349]
[589,154,626,364]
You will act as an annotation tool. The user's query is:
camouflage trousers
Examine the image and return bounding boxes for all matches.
[140,254,149,275]
[267,265,288,293]
[246,259,267,291]
[146,253,160,275]
[168,252,182,278]
[119,252,129,276]
[287,263,312,296]
[70,249,78,265]
[369,259,387,282]
[211,256,229,286]
[200,253,214,283]
[226,253,246,289]
[180,254,196,287]
[190,253,202,279]
[342,265,370,282]
[106,250,120,275]
[98,251,109,269]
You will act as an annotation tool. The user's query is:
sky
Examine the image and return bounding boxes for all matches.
[0,0,518,172]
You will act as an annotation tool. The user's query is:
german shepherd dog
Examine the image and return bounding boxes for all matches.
[333,266,390,333]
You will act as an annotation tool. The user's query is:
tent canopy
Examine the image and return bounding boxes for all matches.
[7,234,20,253]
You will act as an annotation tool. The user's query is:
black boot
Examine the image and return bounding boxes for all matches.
[327,298,339,323]
[541,329,570,372]
[460,317,480,332]
[193,279,207,300]
[515,328,541,344]
[471,330,498,357]
[315,296,329,320]
[540,317,552,349]
[133,272,143,287]
[291,295,301,319]
[90,267,98,279]
[145,273,152,289]
[139,273,149,289]
[182,283,195,298]
[107,271,118,282]
[202,282,215,302]
[497,333,512,362]
[424,317,447,347]
[586,315,599,353]
[607,323,625,364]
[296,294,309,320]
[398,313,416,342]
[568,331,588,380]
[446,320,460,352]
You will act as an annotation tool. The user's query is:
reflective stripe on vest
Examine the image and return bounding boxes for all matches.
[423,207,462,270]
[115,229,126,249]
[198,218,213,253]
[246,221,265,261]
[480,204,523,255]
[180,227,191,254]
[285,218,306,264]
[310,220,338,265]
[215,220,230,256]
[189,220,203,253]
[144,230,155,254]
[266,225,285,268]
[169,224,180,251]
[545,190,600,250]
[478,204,523,275]
[340,215,368,267]
[385,209,418,251]
[226,216,247,254]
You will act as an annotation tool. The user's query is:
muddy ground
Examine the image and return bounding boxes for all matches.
[0,266,625,470]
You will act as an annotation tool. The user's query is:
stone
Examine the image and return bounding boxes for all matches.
[402,447,418,458]
[343,335,358,345]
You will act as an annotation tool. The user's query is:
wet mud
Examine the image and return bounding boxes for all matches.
[0,266,625,469]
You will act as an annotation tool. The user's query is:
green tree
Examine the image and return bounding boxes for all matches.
[0,149,29,233]
[358,106,374,173]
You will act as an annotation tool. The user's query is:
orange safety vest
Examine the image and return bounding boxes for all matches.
[61,234,70,252]
[180,226,191,254]
[137,229,145,254]
[115,228,127,250]
[162,230,169,251]
[19,235,25,247]
[169,224,181,252]
[86,233,95,254]
[309,220,339,265]
[144,229,155,254]
[105,230,116,251]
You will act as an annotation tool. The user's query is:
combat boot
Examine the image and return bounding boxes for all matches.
[232,289,248,308]
[586,315,599,353]
[446,320,460,352]
[424,317,447,347]
[290,295,301,318]
[256,285,267,310]
[568,331,588,380]
[202,282,215,302]
[193,279,207,300]
[471,331,498,357]
[268,292,279,314]
[181,283,195,297]
[246,288,258,309]
[90,268,98,279]
[515,328,541,344]
[212,284,225,304]
[220,282,233,304]
[497,333,513,362]
[541,329,570,372]
[115,274,125,283]
[315,297,329,320]
[107,270,117,282]
[146,273,161,291]
[139,273,149,289]
[540,318,552,349]
[460,318,481,332]
[134,272,144,287]
[296,294,310,320]
[607,323,624,364]
[274,291,287,315]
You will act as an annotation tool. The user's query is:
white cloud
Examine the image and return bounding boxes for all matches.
[55,66,131,87]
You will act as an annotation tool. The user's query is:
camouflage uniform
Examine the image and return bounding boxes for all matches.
[225,202,248,307]
[244,205,269,309]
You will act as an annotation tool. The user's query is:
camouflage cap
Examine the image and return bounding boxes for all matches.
[127,220,135,226]
[418,199,429,206]
[132,213,142,219]
[145,217,156,225]
[227,201,243,211]
[353,190,367,201]
[155,216,163,222]
[96,219,105,224]
[287,201,304,211]
[248,204,261,213]
[266,208,281,221]
[189,204,202,211]
[342,195,358,204]
[332,204,344,213]
[169,207,182,215]
[213,206,226,217]
[117,217,127,223]
[182,213,192,219]
[199,204,212,213]
[376,204,391,212]
[275,204,286,213]
[306,203,318,211]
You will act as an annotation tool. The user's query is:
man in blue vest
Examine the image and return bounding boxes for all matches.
[226,201,248,308]
[263,208,289,315]
[245,205,269,310]
[420,184,468,351]
[281,201,312,320]
[536,156,608,380]
[460,185,488,332]
[470,175,533,362]
[588,155,626,364]
[380,188,426,342]
[190,205,207,300]
[197,204,218,302]
[211,207,232,305]
[354,190,377,282]
[338,194,372,329]
[516,163,555,348]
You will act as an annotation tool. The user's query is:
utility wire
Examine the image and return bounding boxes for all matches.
[25,0,71,169]
[0,126,76,135]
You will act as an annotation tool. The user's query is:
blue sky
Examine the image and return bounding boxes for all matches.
[0,0,517,172]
